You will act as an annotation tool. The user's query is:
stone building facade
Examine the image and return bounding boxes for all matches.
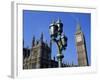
[23,33,69,69]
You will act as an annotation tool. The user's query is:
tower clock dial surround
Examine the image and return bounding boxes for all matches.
[76,34,82,42]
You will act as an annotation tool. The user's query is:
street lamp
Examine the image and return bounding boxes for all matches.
[56,19,63,35]
[49,19,67,67]
[49,21,58,40]
[61,33,67,50]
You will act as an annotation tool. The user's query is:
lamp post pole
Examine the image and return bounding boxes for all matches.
[57,48,64,67]
[54,40,63,67]
[49,19,67,68]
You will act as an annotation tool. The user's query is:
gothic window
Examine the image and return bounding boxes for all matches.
[33,50,38,58]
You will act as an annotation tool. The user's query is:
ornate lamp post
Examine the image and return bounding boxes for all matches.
[49,19,67,67]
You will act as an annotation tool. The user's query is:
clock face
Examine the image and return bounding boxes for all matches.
[76,35,82,42]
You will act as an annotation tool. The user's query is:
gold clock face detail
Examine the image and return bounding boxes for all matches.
[76,35,82,42]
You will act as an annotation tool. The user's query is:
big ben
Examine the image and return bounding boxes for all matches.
[75,23,89,66]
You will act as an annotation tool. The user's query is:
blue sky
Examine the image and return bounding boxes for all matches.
[23,10,91,65]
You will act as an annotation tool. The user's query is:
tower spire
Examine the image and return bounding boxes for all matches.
[76,21,81,32]
[40,32,44,42]
[32,35,35,47]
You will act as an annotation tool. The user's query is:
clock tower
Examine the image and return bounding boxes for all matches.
[75,23,89,66]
